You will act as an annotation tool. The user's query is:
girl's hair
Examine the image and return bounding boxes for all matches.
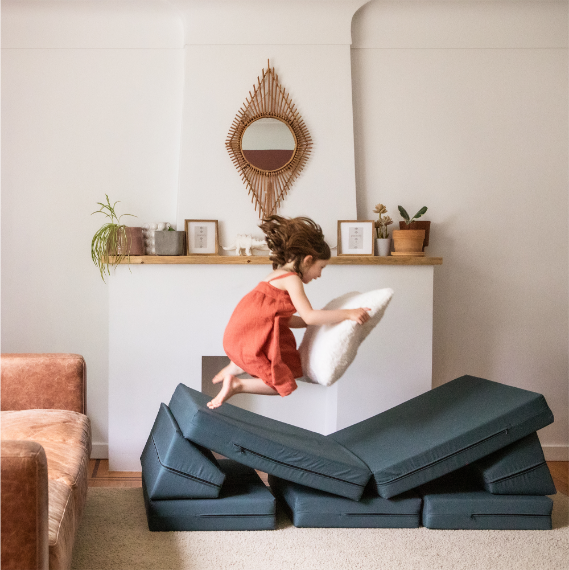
[259,215,331,277]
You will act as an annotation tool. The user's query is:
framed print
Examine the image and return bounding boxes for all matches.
[337,220,374,256]
[185,220,219,255]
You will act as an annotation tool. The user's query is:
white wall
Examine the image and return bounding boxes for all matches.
[1,0,185,456]
[352,0,568,456]
[2,0,568,458]
[176,45,358,244]
[175,0,366,247]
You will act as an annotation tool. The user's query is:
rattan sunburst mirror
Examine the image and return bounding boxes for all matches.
[226,62,312,218]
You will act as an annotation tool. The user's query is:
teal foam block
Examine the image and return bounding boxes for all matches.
[143,459,276,531]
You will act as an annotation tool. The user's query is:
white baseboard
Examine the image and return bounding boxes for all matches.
[90,442,108,459]
[543,445,569,461]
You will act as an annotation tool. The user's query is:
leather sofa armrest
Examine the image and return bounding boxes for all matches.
[1,354,86,413]
[1,441,49,570]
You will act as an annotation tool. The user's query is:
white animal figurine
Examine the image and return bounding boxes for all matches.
[223,234,269,256]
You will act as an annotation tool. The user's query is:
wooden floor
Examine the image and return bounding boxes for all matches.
[89,460,568,495]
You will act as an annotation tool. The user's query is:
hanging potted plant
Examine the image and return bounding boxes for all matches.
[91,195,143,282]
[372,203,393,256]
[392,205,428,256]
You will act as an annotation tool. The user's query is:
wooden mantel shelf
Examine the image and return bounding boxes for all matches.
[115,255,442,266]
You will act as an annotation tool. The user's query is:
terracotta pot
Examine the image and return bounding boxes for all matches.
[399,221,430,250]
[392,229,425,254]
[112,227,144,256]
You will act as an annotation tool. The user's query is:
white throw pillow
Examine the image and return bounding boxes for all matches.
[298,288,394,387]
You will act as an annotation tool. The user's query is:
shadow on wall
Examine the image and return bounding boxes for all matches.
[431,221,507,389]
[202,356,231,398]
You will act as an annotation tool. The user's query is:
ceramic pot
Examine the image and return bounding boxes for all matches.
[374,238,391,256]
[392,229,425,254]
[110,227,144,256]
[155,231,186,256]
[399,221,430,250]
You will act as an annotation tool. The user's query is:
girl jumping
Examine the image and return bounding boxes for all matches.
[207,215,370,409]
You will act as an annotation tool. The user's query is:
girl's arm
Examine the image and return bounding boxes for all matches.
[289,315,307,328]
[285,276,370,326]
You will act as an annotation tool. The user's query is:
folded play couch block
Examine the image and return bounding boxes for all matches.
[141,403,226,500]
[143,459,276,531]
[469,433,556,495]
[168,375,553,502]
[330,375,554,498]
[420,470,553,530]
[269,475,422,529]
[169,384,372,501]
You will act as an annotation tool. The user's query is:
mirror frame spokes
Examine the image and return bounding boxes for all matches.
[226,62,312,219]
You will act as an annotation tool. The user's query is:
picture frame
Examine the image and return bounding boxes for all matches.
[337,220,375,256]
[184,220,219,255]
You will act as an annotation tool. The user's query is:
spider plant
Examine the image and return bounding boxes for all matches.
[91,195,136,282]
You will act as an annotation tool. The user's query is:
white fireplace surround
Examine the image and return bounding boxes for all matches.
[109,263,435,470]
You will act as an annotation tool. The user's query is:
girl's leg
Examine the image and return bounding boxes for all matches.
[207,377,277,409]
[212,360,244,384]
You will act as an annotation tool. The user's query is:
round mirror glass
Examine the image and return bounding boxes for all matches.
[241,118,296,171]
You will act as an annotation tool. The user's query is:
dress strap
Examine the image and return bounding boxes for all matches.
[268,272,297,283]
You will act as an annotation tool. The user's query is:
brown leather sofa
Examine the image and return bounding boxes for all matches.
[1,354,92,570]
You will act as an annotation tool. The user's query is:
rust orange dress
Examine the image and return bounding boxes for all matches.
[223,272,303,397]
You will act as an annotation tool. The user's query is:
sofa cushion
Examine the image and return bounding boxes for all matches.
[329,375,554,498]
[1,353,86,413]
[169,384,372,501]
[1,410,91,489]
[470,433,556,495]
[141,403,226,499]
[1,409,91,568]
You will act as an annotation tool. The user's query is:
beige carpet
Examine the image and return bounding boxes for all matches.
[72,489,568,570]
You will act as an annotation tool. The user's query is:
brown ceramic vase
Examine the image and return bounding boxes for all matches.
[109,227,144,256]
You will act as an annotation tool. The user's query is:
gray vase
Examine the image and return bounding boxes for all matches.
[154,231,186,256]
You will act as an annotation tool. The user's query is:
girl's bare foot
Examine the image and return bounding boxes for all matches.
[207,375,241,409]
[212,361,244,384]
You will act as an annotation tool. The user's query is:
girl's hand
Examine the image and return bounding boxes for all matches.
[347,308,371,325]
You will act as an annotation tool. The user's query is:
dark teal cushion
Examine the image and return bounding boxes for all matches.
[329,375,554,498]
[471,433,556,495]
[140,403,225,499]
[168,384,372,501]
[269,475,422,528]
[143,459,276,531]
[421,471,553,530]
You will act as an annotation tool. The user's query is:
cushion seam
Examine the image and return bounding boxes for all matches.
[150,435,221,488]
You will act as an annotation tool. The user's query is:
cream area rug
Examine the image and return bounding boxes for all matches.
[72,489,568,570]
